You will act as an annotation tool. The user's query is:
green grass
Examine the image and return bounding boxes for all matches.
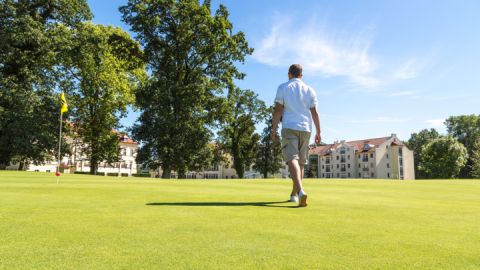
[1,171,479,270]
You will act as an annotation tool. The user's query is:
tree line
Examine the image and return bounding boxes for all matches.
[0,0,283,178]
[405,115,480,179]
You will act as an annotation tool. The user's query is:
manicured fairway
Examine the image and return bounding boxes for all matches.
[0,172,479,269]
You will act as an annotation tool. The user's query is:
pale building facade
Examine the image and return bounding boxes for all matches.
[308,134,415,180]
[70,133,138,176]
[9,133,139,176]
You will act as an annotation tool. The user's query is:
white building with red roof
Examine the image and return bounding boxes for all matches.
[14,133,139,176]
[308,134,415,179]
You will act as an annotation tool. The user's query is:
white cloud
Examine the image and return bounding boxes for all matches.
[393,56,434,80]
[425,118,445,128]
[253,15,437,93]
[253,17,380,88]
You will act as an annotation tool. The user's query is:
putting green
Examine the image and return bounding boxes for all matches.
[0,171,479,269]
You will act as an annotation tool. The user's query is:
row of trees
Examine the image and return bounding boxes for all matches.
[0,0,284,178]
[406,115,480,179]
[0,0,145,174]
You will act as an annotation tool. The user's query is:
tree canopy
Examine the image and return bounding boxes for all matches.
[445,114,480,177]
[0,0,91,168]
[219,87,266,178]
[254,106,283,178]
[405,128,440,179]
[61,22,146,174]
[419,136,468,179]
[121,0,253,178]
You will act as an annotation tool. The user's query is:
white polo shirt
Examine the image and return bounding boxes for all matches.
[275,78,318,132]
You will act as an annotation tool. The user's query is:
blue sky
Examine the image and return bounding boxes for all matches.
[88,0,480,143]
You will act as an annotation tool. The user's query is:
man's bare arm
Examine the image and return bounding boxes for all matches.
[310,107,321,144]
[272,102,283,144]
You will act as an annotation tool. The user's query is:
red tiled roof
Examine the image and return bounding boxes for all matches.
[119,134,138,145]
[309,144,337,155]
[345,136,390,151]
[309,136,400,156]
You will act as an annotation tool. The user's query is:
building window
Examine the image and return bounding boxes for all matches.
[336,156,339,160]
[322,173,325,177]
[341,164,346,172]
[340,155,346,163]
[348,164,351,169]
[322,165,325,169]
[340,148,346,154]
[337,173,339,177]
[387,163,389,168]
[336,164,339,169]
[358,164,360,168]
[371,163,374,168]
[358,173,361,177]
[348,155,350,160]
[348,173,351,177]
[362,154,368,162]
[371,172,375,177]
[370,153,373,158]
[326,157,330,164]
[386,154,389,159]
[399,148,403,156]
[387,173,390,178]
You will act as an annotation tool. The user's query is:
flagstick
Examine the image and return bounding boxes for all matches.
[57,112,63,184]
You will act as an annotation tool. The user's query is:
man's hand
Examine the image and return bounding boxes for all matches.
[272,103,283,146]
[315,133,321,144]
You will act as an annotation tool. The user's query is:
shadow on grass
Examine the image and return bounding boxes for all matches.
[146,201,299,208]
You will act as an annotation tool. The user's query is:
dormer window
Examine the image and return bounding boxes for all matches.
[363,144,371,151]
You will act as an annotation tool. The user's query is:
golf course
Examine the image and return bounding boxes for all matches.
[1,171,479,269]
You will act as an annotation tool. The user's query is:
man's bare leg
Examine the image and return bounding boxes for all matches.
[291,164,305,196]
[288,159,303,195]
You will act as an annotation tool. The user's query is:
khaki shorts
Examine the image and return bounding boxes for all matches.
[281,128,311,165]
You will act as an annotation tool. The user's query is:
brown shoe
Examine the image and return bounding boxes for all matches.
[298,192,308,207]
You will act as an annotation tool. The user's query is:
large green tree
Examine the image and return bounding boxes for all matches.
[219,87,266,178]
[445,114,480,178]
[254,106,283,178]
[62,23,145,174]
[419,136,468,179]
[121,0,253,178]
[405,128,440,179]
[0,0,91,168]
[471,138,480,179]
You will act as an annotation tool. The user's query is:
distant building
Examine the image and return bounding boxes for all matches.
[308,134,415,180]
[152,152,264,179]
[68,133,139,176]
[9,133,139,176]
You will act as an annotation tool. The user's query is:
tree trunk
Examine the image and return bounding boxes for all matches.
[90,158,98,175]
[178,168,186,179]
[162,165,171,178]
[18,161,25,171]
[235,162,244,179]
[263,171,268,178]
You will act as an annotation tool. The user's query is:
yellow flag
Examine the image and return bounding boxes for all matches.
[60,92,68,114]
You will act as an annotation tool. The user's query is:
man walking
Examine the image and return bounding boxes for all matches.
[272,64,321,207]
